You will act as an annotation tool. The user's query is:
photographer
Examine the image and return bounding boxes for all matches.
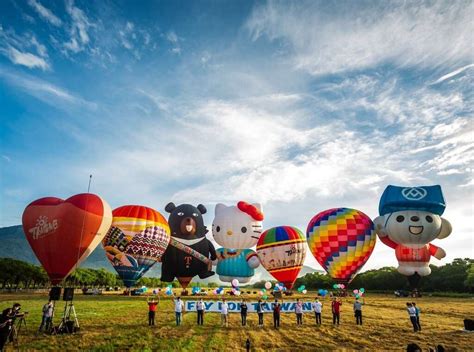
[0,303,21,351]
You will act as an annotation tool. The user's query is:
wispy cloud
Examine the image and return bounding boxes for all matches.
[165,30,181,54]
[0,68,95,109]
[1,155,11,163]
[63,0,92,53]
[246,1,473,75]
[0,26,50,70]
[430,64,474,85]
[2,47,49,70]
[27,0,62,27]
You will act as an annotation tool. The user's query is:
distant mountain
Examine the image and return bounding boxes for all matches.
[0,225,321,284]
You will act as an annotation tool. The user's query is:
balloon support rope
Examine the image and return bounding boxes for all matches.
[74,174,93,273]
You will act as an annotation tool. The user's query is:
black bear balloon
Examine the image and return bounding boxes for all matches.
[160,202,217,288]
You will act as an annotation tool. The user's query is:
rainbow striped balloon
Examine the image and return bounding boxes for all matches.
[256,226,306,289]
[306,208,376,285]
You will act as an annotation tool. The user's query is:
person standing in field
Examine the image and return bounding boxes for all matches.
[412,302,421,331]
[240,299,248,326]
[331,297,342,325]
[196,298,205,325]
[295,299,303,325]
[312,297,322,325]
[257,299,265,327]
[174,296,185,326]
[353,297,364,325]
[406,302,418,332]
[220,299,229,327]
[272,299,281,329]
[38,299,54,332]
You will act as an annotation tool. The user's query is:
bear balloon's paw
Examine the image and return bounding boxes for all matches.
[199,271,215,279]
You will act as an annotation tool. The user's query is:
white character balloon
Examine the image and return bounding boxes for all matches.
[212,201,264,283]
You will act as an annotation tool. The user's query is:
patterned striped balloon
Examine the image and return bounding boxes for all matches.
[306,208,376,285]
[102,205,170,287]
[256,226,306,289]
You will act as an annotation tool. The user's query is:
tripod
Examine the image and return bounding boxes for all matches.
[56,301,79,334]
[8,314,27,348]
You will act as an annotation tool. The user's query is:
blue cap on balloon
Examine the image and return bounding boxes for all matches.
[379,185,446,216]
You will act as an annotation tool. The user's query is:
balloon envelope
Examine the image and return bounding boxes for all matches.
[22,193,112,285]
[307,208,376,285]
[102,205,170,287]
[256,226,306,289]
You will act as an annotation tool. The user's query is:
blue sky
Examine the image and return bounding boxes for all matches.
[0,0,473,271]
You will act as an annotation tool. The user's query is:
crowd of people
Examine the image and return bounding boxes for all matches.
[144,295,425,333]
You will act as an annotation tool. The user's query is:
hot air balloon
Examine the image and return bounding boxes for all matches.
[256,226,306,289]
[306,208,376,286]
[212,202,263,284]
[373,185,452,291]
[102,205,170,288]
[22,193,112,285]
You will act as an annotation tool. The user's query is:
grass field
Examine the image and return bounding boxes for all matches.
[1,292,473,351]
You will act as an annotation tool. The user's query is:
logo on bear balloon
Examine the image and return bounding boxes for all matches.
[29,216,59,240]
[401,187,427,201]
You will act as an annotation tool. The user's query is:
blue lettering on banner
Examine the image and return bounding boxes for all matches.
[184,301,318,313]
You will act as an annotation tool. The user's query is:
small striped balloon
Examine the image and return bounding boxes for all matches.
[256,226,306,289]
[306,208,376,285]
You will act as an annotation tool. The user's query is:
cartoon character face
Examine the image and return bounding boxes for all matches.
[165,203,207,239]
[374,210,452,247]
[212,202,263,249]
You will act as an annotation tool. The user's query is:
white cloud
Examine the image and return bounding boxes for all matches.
[3,47,49,70]
[165,30,181,54]
[165,30,178,43]
[0,68,95,109]
[430,64,474,85]
[246,1,473,75]
[1,155,11,163]
[27,0,62,27]
[64,0,92,53]
[0,26,49,70]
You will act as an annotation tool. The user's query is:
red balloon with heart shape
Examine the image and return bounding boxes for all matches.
[22,193,112,284]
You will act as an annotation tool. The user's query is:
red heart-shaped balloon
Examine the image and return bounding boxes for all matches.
[22,193,112,284]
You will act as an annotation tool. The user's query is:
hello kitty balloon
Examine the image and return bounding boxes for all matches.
[212,201,264,283]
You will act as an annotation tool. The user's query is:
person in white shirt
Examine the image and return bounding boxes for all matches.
[38,300,54,332]
[174,296,185,326]
[196,298,205,325]
[406,302,418,332]
[295,299,304,325]
[220,299,229,327]
[312,298,323,325]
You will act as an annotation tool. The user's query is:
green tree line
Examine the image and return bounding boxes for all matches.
[1,257,472,292]
[294,258,474,292]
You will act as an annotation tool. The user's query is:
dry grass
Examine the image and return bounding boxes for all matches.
[1,293,473,351]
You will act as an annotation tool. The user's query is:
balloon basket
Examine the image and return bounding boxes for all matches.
[181,289,189,296]
[407,273,422,297]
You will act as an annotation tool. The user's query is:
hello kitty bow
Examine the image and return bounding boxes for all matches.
[237,201,264,221]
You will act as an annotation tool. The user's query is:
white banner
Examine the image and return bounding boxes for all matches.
[185,301,316,313]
